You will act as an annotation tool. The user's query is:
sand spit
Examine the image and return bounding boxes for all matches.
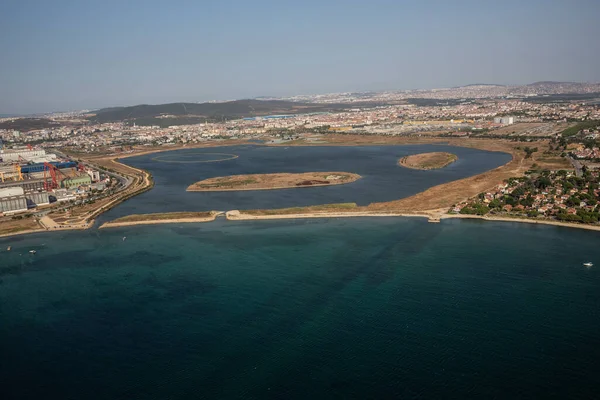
[99,212,222,229]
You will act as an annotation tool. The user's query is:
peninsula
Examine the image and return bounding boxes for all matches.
[187,172,361,191]
[399,152,458,170]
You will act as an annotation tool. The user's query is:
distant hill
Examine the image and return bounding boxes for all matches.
[457,84,506,88]
[89,99,353,125]
[0,118,61,131]
[527,81,578,86]
[510,81,600,96]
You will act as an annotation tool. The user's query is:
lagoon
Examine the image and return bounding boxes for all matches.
[98,144,510,222]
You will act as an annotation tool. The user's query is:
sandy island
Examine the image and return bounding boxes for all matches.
[399,152,458,170]
[187,172,361,192]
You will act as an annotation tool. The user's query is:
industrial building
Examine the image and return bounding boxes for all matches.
[0,178,48,192]
[0,149,47,162]
[494,116,515,125]
[0,146,103,215]
[26,192,50,208]
[61,174,92,189]
[20,161,77,174]
[86,169,101,182]
[0,187,28,214]
[51,188,77,203]
[0,186,50,213]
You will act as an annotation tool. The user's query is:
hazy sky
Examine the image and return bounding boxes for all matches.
[1,0,599,114]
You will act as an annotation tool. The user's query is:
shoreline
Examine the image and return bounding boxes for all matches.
[0,228,46,239]
[6,210,600,238]
[398,152,458,170]
[225,210,432,221]
[187,180,360,192]
[97,209,600,233]
[99,212,221,229]
[441,213,600,232]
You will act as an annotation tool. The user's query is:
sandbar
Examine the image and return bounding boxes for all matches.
[99,211,221,229]
[187,172,361,192]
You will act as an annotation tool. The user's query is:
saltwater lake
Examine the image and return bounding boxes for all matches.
[98,144,511,221]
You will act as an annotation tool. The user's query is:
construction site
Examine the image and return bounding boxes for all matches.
[0,143,106,215]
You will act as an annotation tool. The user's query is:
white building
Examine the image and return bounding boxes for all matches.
[0,187,27,214]
[0,149,47,162]
[86,169,101,182]
[0,186,24,198]
[494,116,515,125]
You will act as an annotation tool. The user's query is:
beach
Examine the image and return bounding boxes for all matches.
[99,212,221,229]
[442,213,600,232]
[225,209,433,221]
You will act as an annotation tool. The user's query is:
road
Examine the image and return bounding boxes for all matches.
[567,156,583,177]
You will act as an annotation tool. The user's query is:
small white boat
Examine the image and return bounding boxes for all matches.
[583,262,593,268]
[29,250,36,254]
[122,237,127,241]
[7,246,11,251]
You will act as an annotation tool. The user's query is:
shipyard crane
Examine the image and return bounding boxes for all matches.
[13,163,23,181]
[43,162,68,191]
[0,164,23,182]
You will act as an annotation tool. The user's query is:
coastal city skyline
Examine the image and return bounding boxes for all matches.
[2,0,600,114]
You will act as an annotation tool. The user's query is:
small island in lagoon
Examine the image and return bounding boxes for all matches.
[187,172,361,192]
[399,152,458,170]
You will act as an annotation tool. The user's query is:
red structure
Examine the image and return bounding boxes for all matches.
[43,162,68,191]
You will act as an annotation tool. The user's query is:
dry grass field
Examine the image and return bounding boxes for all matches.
[399,152,458,170]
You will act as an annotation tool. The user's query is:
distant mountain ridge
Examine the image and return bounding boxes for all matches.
[5,81,600,126]
[456,84,506,88]
[89,99,369,125]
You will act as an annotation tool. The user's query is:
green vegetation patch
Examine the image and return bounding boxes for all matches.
[561,120,600,138]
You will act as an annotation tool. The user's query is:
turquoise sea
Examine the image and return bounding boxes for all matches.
[1,218,600,399]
